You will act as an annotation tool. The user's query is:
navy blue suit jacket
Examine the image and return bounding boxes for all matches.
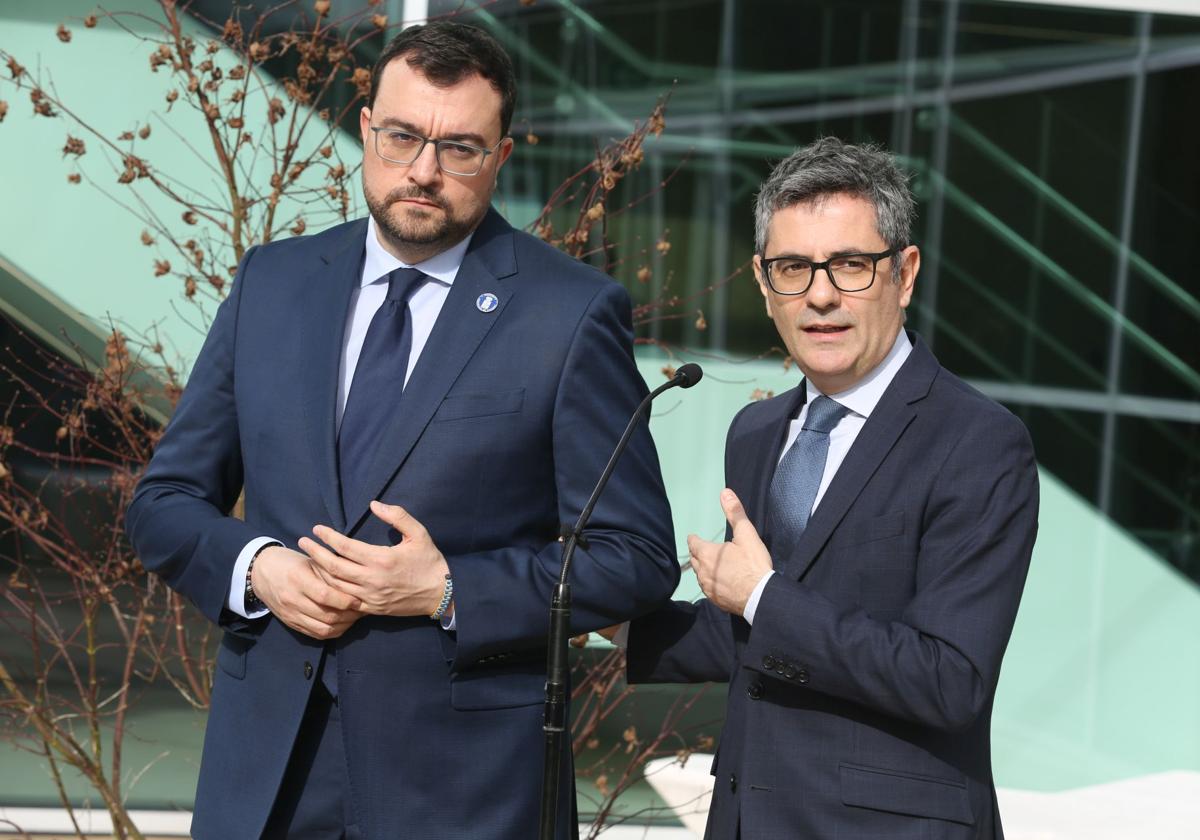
[627,335,1038,840]
[126,209,679,839]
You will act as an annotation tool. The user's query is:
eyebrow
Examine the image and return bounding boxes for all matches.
[766,247,881,261]
[374,116,490,147]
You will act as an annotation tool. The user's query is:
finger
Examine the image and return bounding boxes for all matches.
[294,590,360,625]
[311,525,372,564]
[687,533,717,567]
[369,500,427,540]
[720,488,761,544]
[299,536,367,587]
[293,553,365,609]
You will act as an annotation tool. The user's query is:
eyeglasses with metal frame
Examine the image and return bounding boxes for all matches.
[369,126,504,176]
[759,248,902,295]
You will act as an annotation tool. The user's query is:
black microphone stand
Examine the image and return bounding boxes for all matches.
[538,364,702,840]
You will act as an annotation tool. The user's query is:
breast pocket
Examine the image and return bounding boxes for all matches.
[432,388,525,423]
[841,511,905,547]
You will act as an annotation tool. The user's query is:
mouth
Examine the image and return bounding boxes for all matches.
[802,324,851,336]
[396,197,441,209]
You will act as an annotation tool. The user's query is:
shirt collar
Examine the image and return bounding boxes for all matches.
[361,215,474,288]
[805,328,913,419]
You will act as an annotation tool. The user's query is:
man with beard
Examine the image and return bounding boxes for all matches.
[126,21,678,840]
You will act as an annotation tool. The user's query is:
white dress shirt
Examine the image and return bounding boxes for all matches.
[227,217,474,619]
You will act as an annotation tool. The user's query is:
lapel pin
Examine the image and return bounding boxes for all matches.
[476,292,499,313]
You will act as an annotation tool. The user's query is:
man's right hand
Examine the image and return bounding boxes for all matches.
[250,545,362,640]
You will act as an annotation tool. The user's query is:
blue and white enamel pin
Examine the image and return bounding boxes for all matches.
[476,292,499,313]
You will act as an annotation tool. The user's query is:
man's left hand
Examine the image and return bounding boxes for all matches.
[687,488,772,615]
[300,500,449,618]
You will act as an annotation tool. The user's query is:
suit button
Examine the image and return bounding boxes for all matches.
[783,664,797,680]
[762,654,777,670]
[797,667,810,684]
[303,661,313,680]
[729,772,737,793]
[747,681,764,700]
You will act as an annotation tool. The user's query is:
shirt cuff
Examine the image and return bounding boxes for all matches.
[611,621,630,650]
[440,607,456,631]
[228,537,280,619]
[743,571,775,625]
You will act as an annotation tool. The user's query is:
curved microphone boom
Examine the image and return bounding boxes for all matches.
[538,362,703,840]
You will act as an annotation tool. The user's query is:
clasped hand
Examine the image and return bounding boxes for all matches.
[300,500,449,620]
[252,500,448,642]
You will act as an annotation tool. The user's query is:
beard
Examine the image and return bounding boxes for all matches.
[364,180,481,257]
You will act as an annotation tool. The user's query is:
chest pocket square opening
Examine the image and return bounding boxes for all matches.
[433,388,525,422]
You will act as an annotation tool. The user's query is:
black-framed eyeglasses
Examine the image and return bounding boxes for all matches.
[759,248,902,296]
[369,127,504,176]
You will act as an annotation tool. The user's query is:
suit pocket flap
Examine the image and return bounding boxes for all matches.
[450,663,543,711]
[434,388,525,422]
[840,763,974,825]
[217,633,250,680]
[851,511,905,545]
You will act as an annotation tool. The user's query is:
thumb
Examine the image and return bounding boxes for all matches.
[369,500,423,538]
[720,488,759,543]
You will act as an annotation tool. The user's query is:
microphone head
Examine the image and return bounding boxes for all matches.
[675,363,703,389]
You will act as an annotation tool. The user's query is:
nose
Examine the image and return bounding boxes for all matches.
[406,141,442,186]
[805,268,841,310]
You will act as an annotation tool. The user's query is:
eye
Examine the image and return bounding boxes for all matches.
[385,131,422,145]
[831,256,870,272]
[440,142,479,160]
[774,259,811,276]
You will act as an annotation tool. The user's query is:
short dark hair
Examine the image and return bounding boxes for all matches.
[754,137,916,256]
[368,21,517,138]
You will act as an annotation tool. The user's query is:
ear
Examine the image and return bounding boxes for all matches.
[897,245,920,309]
[495,136,515,170]
[360,106,372,148]
[753,254,774,319]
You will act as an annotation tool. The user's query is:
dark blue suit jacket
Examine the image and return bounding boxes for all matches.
[126,209,679,839]
[627,335,1038,840]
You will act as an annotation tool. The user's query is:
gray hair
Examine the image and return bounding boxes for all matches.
[753,137,916,258]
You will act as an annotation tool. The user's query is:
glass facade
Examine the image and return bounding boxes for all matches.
[449,0,1200,582]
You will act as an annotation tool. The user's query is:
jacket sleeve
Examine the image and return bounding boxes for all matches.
[444,281,680,665]
[625,598,738,685]
[124,247,263,626]
[741,411,1039,733]
[621,401,758,685]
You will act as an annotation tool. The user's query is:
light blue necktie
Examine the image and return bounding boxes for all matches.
[767,395,849,562]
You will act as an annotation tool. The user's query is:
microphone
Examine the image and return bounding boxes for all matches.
[538,362,704,840]
[672,362,703,389]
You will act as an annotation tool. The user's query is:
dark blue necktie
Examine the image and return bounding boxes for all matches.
[337,267,426,507]
[767,395,849,562]
[323,268,425,697]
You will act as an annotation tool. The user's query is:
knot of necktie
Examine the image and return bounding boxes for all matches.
[802,395,849,434]
[385,267,427,303]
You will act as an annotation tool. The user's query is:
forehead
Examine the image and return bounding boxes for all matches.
[766,193,882,253]
[373,59,502,135]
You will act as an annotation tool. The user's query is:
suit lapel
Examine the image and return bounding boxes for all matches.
[744,386,805,539]
[342,209,518,532]
[299,220,367,532]
[778,333,939,581]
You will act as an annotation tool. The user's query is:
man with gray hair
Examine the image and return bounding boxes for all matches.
[614,137,1039,839]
